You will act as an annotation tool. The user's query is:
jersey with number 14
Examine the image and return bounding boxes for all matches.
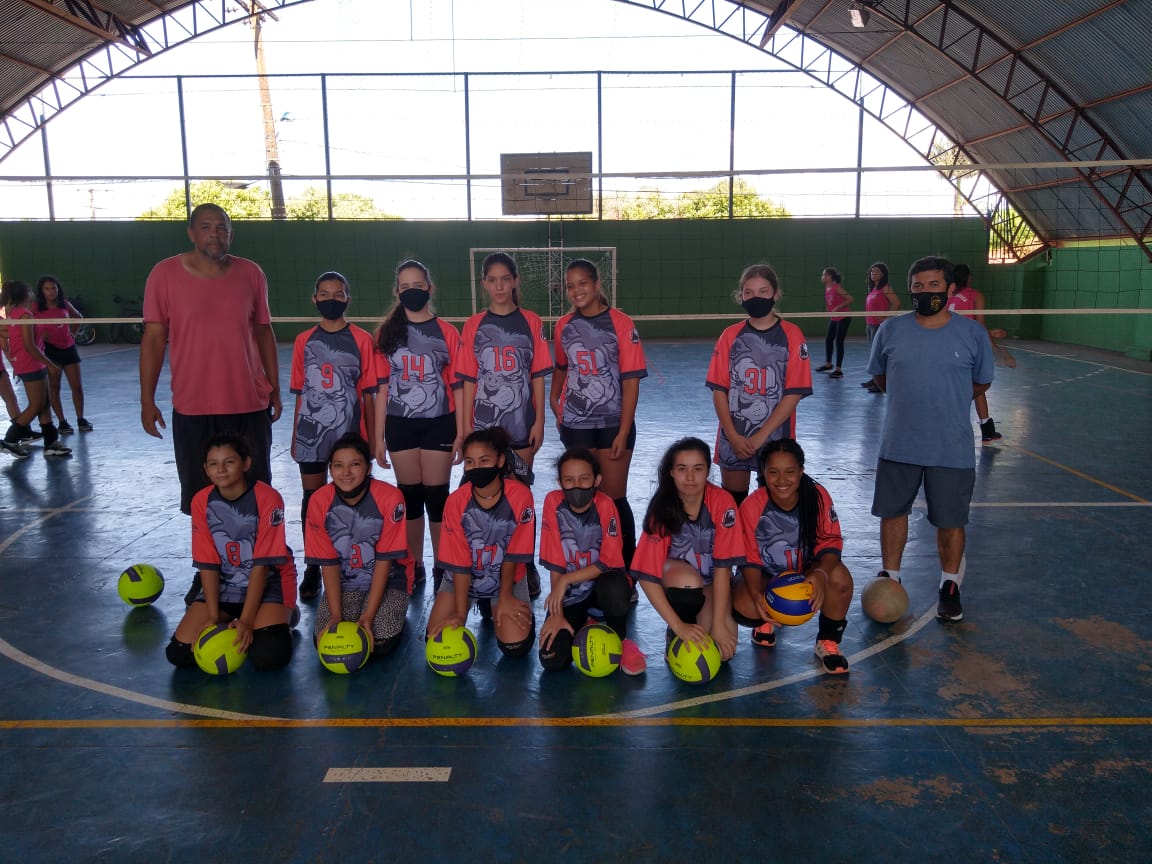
[553,308,647,429]
[378,317,462,420]
[191,481,289,604]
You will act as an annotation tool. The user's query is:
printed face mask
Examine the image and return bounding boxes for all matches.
[910,291,949,316]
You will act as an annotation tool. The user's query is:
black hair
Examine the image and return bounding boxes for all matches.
[953,264,971,289]
[565,258,611,309]
[822,267,842,284]
[377,259,432,356]
[35,275,67,311]
[867,262,890,293]
[481,252,521,307]
[188,202,230,227]
[759,438,821,569]
[327,432,373,466]
[908,256,955,289]
[462,426,513,477]
[556,446,602,479]
[202,431,252,464]
[1,280,32,309]
[313,270,349,296]
[643,437,711,536]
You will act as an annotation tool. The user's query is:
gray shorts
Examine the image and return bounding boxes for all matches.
[871,458,974,529]
[437,570,531,604]
[314,588,409,643]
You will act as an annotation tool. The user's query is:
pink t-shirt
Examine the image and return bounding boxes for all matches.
[143,255,273,415]
[948,287,977,312]
[34,306,75,350]
[824,285,851,322]
[865,288,892,326]
[3,306,46,375]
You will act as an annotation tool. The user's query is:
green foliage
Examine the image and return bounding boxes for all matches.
[605,178,789,219]
[139,182,394,221]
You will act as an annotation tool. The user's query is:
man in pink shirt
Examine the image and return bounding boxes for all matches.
[140,203,282,519]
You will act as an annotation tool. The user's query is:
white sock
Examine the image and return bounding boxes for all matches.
[940,555,965,588]
[978,415,989,423]
[884,568,901,584]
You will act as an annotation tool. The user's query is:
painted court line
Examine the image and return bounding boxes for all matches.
[1004,444,1149,503]
[971,501,1152,508]
[323,767,452,783]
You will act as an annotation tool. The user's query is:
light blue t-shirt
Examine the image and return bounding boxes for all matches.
[866,312,994,469]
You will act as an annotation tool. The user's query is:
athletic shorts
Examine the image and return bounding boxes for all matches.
[558,422,636,452]
[16,369,46,383]
[298,461,327,476]
[44,343,80,366]
[437,570,531,603]
[172,409,274,516]
[871,458,975,529]
[385,412,456,453]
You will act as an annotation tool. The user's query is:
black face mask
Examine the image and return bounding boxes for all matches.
[334,475,371,503]
[399,288,430,312]
[741,296,776,318]
[911,291,949,316]
[315,298,348,321]
[562,486,596,510]
[464,466,501,490]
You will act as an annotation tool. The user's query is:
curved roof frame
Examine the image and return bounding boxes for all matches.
[0,0,313,163]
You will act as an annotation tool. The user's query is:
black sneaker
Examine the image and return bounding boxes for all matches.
[937,580,964,622]
[412,564,427,586]
[77,418,94,432]
[980,418,1002,444]
[525,563,541,600]
[184,571,203,606]
[1,439,30,459]
[299,564,322,601]
[15,426,41,442]
[432,566,446,593]
[57,420,74,434]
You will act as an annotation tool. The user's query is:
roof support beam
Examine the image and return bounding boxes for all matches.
[18,0,152,55]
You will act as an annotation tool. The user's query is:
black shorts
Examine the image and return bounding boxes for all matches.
[558,422,636,451]
[298,461,327,476]
[43,343,81,366]
[172,409,273,516]
[385,412,456,453]
[16,369,46,383]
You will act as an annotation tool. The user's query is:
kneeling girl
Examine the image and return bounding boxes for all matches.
[166,433,297,670]
[306,433,412,657]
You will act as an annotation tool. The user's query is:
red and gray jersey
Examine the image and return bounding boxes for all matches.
[631,484,746,587]
[706,319,812,471]
[553,308,647,429]
[435,479,536,599]
[191,482,289,605]
[304,479,411,594]
[740,482,843,579]
[539,490,625,607]
[378,317,462,420]
[290,324,377,464]
[457,308,551,445]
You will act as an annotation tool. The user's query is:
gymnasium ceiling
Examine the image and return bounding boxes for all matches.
[1,0,1150,258]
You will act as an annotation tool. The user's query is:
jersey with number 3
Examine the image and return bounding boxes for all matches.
[435,479,536,599]
[304,479,411,593]
[630,483,745,587]
[553,308,647,429]
[740,482,842,579]
[191,481,289,604]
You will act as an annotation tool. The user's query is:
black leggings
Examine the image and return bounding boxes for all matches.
[825,318,852,367]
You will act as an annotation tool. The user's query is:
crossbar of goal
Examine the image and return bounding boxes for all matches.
[468,247,618,324]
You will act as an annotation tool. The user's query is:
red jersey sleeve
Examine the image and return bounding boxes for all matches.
[611,310,647,378]
[538,491,566,573]
[352,325,380,395]
[374,347,389,388]
[190,487,221,570]
[304,486,341,566]
[594,492,625,570]
[370,481,409,559]
[289,328,313,394]
[813,482,844,560]
[252,483,289,566]
[553,313,573,369]
[706,484,747,569]
[630,528,672,584]
[504,480,537,562]
[456,314,481,383]
[782,320,814,393]
[706,324,739,391]
[524,310,553,379]
[435,487,475,573]
[739,488,771,568]
[440,319,464,392]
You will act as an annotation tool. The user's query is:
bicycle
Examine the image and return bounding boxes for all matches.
[109,294,144,344]
[69,295,97,346]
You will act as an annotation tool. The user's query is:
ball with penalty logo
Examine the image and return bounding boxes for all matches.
[665,634,722,684]
[317,621,372,674]
[117,563,165,607]
[571,623,623,678]
[193,624,247,675]
[426,625,478,677]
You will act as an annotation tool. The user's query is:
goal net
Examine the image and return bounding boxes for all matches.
[468,246,618,328]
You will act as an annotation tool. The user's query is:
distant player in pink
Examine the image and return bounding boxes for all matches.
[551,258,647,569]
[948,264,1005,443]
[707,263,812,506]
[165,433,297,671]
[733,438,852,675]
[290,270,378,601]
[1,280,70,458]
[861,262,899,393]
[815,267,852,379]
[374,259,465,592]
[34,275,90,433]
[631,437,745,661]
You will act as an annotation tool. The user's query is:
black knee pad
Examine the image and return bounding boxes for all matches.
[372,632,403,658]
[665,586,706,624]
[423,484,450,522]
[594,569,632,618]
[399,483,425,520]
[248,624,293,671]
[165,637,196,668]
[538,624,574,671]
[498,617,536,658]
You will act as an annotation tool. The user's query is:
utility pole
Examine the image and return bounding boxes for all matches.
[245,2,286,219]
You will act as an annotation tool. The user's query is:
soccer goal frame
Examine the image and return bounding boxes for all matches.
[468,246,618,326]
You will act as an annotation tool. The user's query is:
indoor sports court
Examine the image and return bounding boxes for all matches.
[2,1,1151,862]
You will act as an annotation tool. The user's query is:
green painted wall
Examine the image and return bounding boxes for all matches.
[3,217,1147,358]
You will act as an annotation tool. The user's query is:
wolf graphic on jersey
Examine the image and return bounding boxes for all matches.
[668,513,722,580]
[387,325,450,418]
[472,321,531,443]
[727,336,782,438]
[460,502,519,597]
[205,498,258,603]
[325,504,384,586]
[559,318,619,426]
[297,337,361,462]
[553,506,608,606]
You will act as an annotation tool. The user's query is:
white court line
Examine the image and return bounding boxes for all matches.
[1010,345,1152,376]
[323,767,452,783]
[595,605,939,720]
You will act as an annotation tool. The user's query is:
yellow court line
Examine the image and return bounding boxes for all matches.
[1,715,1150,731]
[1006,444,1149,503]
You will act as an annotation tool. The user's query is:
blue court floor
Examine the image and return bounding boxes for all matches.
[1,336,1150,863]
